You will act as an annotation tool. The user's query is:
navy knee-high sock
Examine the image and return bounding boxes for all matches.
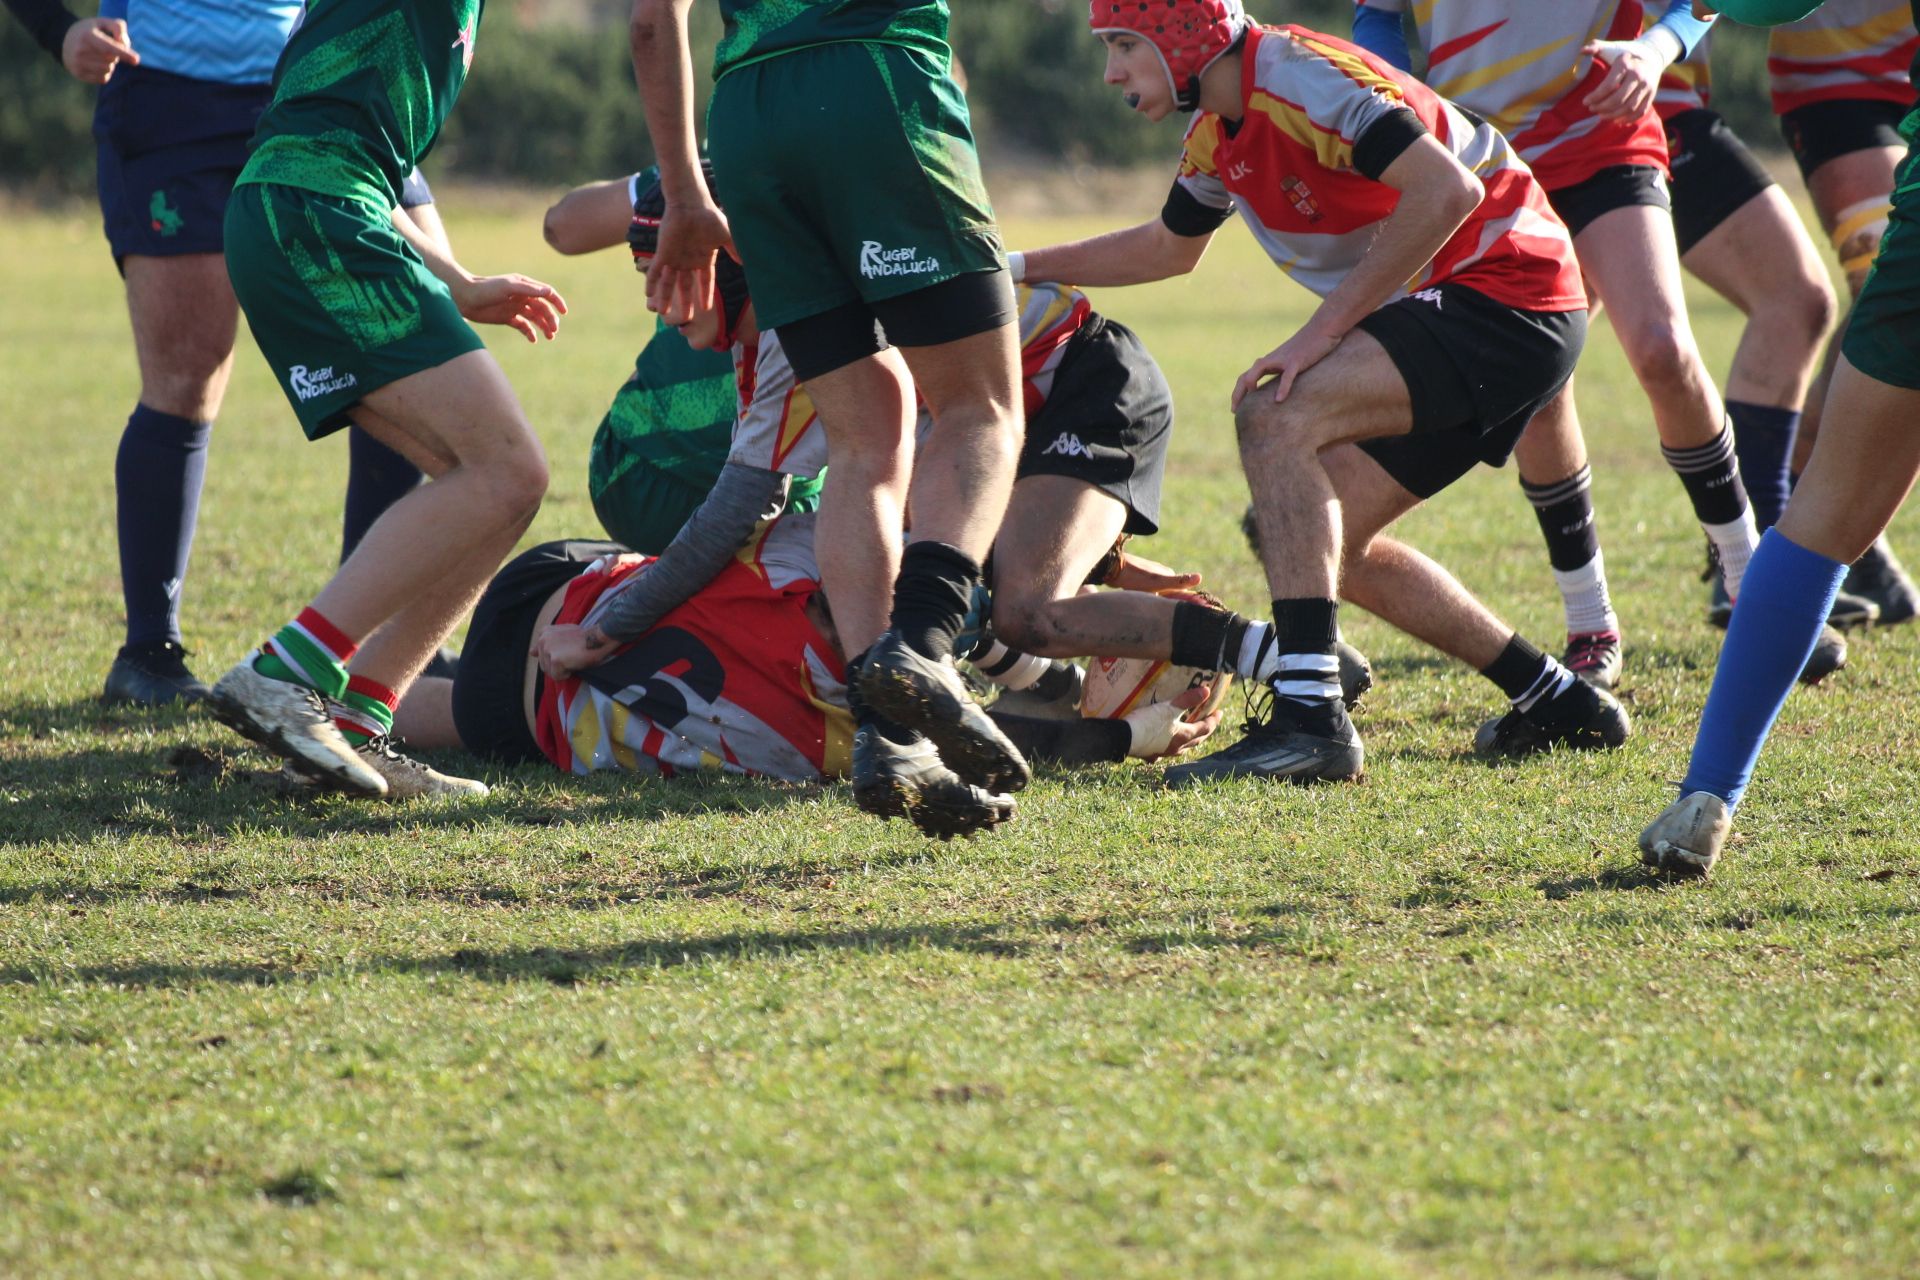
[341,427,423,562]
[1726,400,1799,533]
[115,404,210,648]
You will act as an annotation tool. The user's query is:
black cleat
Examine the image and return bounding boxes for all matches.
[1163,693,1363,788]
[1709,562,1876,632]
[1798,623,1847,685]
[102,641,209,706]
[421,647,461,681]
[1846,536,1919,626]
[1474,676,1630,757]
[857,630,1031,795]
[849,724,1015,840]
[1336,639,1373,708]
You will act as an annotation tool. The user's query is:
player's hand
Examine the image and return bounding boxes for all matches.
[454,274,568,341]
[1232,324,1342,409]
[1125,685,1224,760]
[62,17,138,84]
[1105,549,1202,594]
[647,200,735,326]
[1582,39,1663,121]
[532,623,619,681]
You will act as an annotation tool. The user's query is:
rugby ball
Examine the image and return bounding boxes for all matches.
[1080,655,1232,722]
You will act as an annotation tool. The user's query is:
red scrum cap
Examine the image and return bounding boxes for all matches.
[1089,0,1249,112]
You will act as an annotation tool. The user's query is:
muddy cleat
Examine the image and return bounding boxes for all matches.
[1474,676,1630,757]
[209,660,387,796]
[1336,639,1373,708]
[1798,623,1847,685]
[1846,536,1919,626]
[857,630,1031,795]
[1164,693,1363,788]
[1562,629,1623,690]
[102,641,210,706]
[282,735,488,800]
[1639,791,1730,878]
[849,724,1015,839]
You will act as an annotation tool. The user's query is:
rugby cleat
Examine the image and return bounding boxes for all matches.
[1709,567,1877,632]
[849,723,1015,840]
[282,734,488,800]
[1639,790,1731,879]
[209,659,387,796]
[1473,675,1630,758]
[1163,693,1363,788]
[1562,629,1623,691]
[857,630,1032,795]
[1798,623,1847,685]
[1336,638,1373,708]
[102,641,210,706]
[1846,536,1919,626]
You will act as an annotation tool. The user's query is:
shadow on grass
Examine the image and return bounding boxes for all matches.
[0,699,835,849]
[1536,866,1667,897]
[0,921,1030,988]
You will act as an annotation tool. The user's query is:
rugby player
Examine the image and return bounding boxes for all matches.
[1010,1,1631,786]
[386,515,1223,836]
[1641,0,1920,876]
[1,0,442,705]
[1771,0,1920,622]
[1354,0,1800,683]
[630,0,1033,820]
[204,0,569,800]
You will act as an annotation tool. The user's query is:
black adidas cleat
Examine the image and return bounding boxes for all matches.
[1474,676,1630,757]
[1846,536,1919,626]
[857,630,1031,795]
[102,641,209,706]
[849,724,1015,840]
[1163,694,1363,788]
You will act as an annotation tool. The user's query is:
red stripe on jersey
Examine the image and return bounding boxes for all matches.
[1428,19,1509,70]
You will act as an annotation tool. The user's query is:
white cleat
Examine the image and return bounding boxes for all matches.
[210,660,387,797]
[283,733,488,801]
[1639,791,1731,879]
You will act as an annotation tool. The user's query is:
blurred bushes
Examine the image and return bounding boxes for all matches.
[1,0,1786,197]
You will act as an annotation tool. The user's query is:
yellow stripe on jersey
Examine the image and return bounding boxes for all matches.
[1249,89,1358,171]
[1294,30,1409,104]
[775,386,815,469]
[1430,34,1583,123]
[1182,116,1225,177]
[800,664,855,779]
[1772,6,1914,58]
[606,701,639,773]
[569,695,603,770]
[734,517,776,581]
[1016,283,1077,345]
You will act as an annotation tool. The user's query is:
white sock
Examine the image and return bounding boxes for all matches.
[1552,551,1619,636]
[1705,511,1760,599]
[1270,652,1342,705]
[1237,622,1275,682]
[971,640,1048,691]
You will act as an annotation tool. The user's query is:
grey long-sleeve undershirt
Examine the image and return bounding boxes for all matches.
[583,462,789,643]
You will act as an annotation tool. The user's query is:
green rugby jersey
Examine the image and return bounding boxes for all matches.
[589,319,741,501]
[713,0,948,80]
[237,0,484,208]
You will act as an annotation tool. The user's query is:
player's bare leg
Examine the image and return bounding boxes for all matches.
[987,475,1127,657]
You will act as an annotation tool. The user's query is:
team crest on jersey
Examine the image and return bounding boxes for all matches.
[288,364,358,401]
[859,240,941,280]
[1280,176,1323,223]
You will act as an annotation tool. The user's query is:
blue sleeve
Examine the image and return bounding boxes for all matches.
[1351,4,1413,73]
[1652,0,1715,58]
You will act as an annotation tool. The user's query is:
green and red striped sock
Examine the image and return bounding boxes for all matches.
[334,674,397,747]
[252,607,357,701]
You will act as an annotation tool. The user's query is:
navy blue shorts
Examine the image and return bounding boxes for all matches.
[93,65,270,267]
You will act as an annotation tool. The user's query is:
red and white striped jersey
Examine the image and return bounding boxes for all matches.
[734,283,1096,478]
[1768,0,1918,114]
[1654,25,1713,119]
[534,513,854,783]
[1362,0,1671,190]
[1174,25,1584,312]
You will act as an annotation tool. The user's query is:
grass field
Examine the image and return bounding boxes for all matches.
[3,184,1919,1278]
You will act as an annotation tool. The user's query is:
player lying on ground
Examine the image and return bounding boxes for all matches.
[386,515,1224,836]
[1640,0,1920,877]
[204,0,568,800]
[1002,1,1630,788]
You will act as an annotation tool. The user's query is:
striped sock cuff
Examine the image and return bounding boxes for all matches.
[264,608,356,702]
[1269,651,1341,702]
[1521,463,1593,509]
[335,675,397,744]
[1660,429,1736,475]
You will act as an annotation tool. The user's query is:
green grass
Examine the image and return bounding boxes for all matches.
[3,186,1919,1278]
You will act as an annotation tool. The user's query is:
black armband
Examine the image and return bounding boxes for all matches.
[1353,109,1428,181]
[1161,181,1235,238]
[4,0,81,60]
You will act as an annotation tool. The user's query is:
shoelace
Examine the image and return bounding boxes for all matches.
[359,734,426,772]
[1564,633,1618,672]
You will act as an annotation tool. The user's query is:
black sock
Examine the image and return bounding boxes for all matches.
[1661,428,1750,527]
[1267,598,1342,734]
[889,540,982,661]
[1521,464,1600,572]
[115,404,210,648]
[342,427,424,562]
[1480,634,1569,710]
[1726,401,1798,532]
[1169,601,1248,671]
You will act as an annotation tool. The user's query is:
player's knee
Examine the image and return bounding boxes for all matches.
[1620,319,1699,392]
[489,440,549,519]
[1234,394,1311,455]
[1777,270,1838,349]
[990,595,1060,655]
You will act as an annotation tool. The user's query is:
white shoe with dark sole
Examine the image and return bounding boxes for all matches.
[209,661,387,797]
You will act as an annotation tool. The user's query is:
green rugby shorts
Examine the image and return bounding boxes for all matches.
[1841,110,1920,392]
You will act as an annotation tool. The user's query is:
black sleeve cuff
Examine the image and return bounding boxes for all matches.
[1353,108,1428,181]
[1160,181,1234,238]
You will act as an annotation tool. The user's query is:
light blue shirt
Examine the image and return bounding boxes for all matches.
[97,0,301,84]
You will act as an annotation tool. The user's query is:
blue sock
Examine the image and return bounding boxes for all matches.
[1726,400,1799,532]
[341,427,423,562]
[1682,530,1846,808]
[115,404,210,648]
